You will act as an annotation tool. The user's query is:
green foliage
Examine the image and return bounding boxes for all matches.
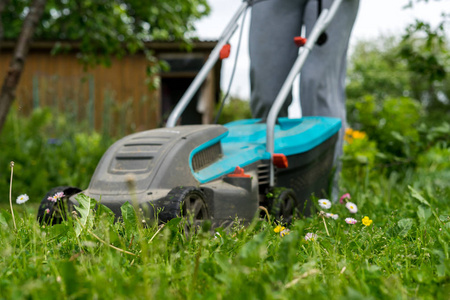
[120,201,138,237]
[346,37,410,103]
[341,128,378,182]
[2,0,210,68]
[346,30,450,175]
[215,96,252,124]
[347,19,450,126]
[400,18,450,110]
[341,91,448,203]
[350,96,422,158]
[0,106,115,204]
[403,0,447,8]
[344,94,449,177]
[73,193,91,237]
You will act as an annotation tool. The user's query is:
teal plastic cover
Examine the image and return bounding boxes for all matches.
[191,116,341,183]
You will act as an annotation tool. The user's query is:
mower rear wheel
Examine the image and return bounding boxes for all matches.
[269,188,298,224]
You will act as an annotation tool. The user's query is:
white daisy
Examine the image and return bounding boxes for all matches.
[16,194,29,204]
[325,213,339,220]
[345,217,358,225]
[318,199,331,209]
[304,232,318,241]
[345,201,358,213]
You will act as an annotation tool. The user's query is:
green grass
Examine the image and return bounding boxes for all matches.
[1,147,449,300]
[1,107,449,299]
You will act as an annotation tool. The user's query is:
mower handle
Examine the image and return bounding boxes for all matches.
[166,0,343,189]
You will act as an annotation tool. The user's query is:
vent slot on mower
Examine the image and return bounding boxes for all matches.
[109,143,162,174]
[257,163,270,186]
[110,157,153,174]
[192,142,222,172]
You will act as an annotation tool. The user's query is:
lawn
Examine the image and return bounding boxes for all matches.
[1,143,449,300]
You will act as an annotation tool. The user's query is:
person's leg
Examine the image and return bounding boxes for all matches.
[249,0,306,119]
[300,0,360,199]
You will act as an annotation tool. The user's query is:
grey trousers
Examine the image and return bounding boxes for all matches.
[249,0,359,198]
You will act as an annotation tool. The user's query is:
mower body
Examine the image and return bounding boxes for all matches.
[70,116,340,224]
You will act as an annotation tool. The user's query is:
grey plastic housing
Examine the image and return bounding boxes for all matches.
[81,125,227,215]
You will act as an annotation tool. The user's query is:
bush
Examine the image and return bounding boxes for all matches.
[345,95,449,173]
[0,107,115,204]
[215,96,252,124]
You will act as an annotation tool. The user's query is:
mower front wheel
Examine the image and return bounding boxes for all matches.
[161,186,210,230]
[180,188,209,228]
[37,186,82,225]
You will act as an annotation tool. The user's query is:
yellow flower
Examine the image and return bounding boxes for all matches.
[362,216,373,226]
[352,130,366,140]
[274,225,285,233]
[344,128,367,144]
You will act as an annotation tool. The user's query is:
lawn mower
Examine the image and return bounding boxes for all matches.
[37,0,344,227]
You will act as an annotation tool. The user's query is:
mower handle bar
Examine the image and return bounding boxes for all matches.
[166,1,249,128]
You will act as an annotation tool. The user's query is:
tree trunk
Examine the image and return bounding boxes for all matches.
[0,0,47,134]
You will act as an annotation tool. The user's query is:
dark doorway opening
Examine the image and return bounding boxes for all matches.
[161,77,202,126]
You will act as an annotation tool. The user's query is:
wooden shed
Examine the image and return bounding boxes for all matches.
[0,40,221,134]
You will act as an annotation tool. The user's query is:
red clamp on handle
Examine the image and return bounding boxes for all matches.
[228,166,251,178]
[294,36,307,47]
[220,44,231,59]
[273,154,288,169]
